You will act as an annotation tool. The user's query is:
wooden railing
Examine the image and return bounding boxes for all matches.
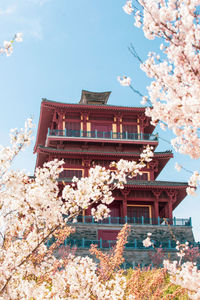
[48,129,158,142]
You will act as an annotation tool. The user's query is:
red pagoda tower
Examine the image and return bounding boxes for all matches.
[34,90,194,266]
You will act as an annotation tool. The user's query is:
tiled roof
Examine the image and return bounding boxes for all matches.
[57,178,187,188]
[125,180,188,187]
[38,145,172,156]
[42,98,146,110]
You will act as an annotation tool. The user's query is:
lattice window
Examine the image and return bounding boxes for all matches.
[65,113,80,120]
[65,122,80,137]
[127,206,150,219]
[92,160,113,167]
[122,117,137,123]
[123,124,137,133]
[65,122,80,130]
[59,169,83,178]
[64,158,82,166]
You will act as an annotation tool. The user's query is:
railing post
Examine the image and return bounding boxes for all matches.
[109,216,111,224]
[65,128,67,136]
[134,239,137,249]
[141,216,144,225]
[157,216,160,225]
[95,130,97,138]
[92,217,94,224]
[125,131,127,139]
[48,128,50,136]
[64,238,67,246]
[173,217,176,226]
[125,216,128,223]
[82,238,85,248]
[80,129,82,137]
[189,217,192,226]
[83,215,85,224]
[110,130,112,139]
[100,238,102,249]
[168,240,171,249]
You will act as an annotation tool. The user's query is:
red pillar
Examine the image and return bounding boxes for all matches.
[57,111,64,130]
[154,200,159,219]
[153,190,161,224]
[168,199,173,220]
[121,190,130,218]
[166,190,177,222]
[83,159,91,177]
[116,113,122,133]
[81,112,88,132]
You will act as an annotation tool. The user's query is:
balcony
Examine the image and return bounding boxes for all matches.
[66,215,192,227]
[47,129,158,144]
[47,237,198,250]
[47,237,178,250]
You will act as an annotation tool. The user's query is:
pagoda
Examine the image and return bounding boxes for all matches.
[34,90,194,266]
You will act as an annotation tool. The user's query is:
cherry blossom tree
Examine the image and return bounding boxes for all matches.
[0,120,154,299]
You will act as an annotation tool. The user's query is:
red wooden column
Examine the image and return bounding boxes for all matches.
[138,114,150,135]
[167,190,177,223]
[83,159,91,177]
[149,160,158,181]
[152,190,161,224]
[81,112,88,132]
[84,159,91,216]
[57,111,64,130]
[121,190,130,219]
[115,113,122,134]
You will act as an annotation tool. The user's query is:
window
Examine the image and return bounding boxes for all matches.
[91,124,112,138]
[64,158,82,166]
[122,124,138,139]
[65,122,80,137]
[127,206,150,223]
[59,169,83,179]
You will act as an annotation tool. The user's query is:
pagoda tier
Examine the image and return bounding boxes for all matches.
[34,98,157,154]
[35,146,173,180]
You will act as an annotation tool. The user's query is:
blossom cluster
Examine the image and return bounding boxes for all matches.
[0,33,23,56]
[164,260,200,299]
[187,171,200,195]
[142,232,153,248]
[122,0,200,158]
[117,75,131,86]
[0,118,34,180]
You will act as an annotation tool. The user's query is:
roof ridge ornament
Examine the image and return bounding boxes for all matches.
[79,90,111,105]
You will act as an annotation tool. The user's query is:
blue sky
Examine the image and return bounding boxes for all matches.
[0,0,200,241]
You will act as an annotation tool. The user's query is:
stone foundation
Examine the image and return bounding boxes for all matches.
[64,223,195,266]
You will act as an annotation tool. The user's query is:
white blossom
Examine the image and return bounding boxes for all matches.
[175,162,182,172]
[123,0,134,15]
[117,75,131,86]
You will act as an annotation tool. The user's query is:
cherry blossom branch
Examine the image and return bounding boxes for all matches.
[0,33,23,56]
